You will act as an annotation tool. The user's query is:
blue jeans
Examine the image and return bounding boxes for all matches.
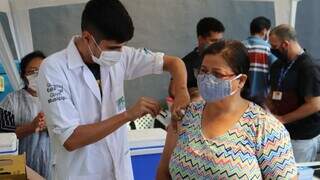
[291,135,320,163]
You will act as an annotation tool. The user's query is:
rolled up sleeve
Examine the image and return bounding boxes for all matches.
[53,124,78,145]
[122,46,164,80]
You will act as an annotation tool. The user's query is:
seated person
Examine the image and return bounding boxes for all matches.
[0,51,50,179]
[157,40,297,179]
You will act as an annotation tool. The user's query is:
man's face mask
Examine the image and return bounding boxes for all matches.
[88,36,123,67]
[271,43,289,61]
[197,73,242,102]
[263,29,270,42]
[263,33,269,42]
[199,43,210,55]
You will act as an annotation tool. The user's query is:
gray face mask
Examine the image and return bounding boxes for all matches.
[197,74,241,102]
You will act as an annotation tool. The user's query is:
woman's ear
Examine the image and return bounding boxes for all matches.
[238,74,247,89]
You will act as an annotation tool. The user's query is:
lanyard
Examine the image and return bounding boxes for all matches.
[277,60,295,90]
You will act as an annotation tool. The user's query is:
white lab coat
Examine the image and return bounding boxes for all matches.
[37,37,164,180]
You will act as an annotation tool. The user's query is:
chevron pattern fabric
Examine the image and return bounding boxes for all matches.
[169,102,297,179]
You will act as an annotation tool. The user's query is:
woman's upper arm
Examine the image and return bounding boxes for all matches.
[156,123,179,180]
[256,115,298,179]
[162,123,179,160]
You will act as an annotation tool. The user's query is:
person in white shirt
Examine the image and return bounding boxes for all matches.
[1,51,50,179]
[37,0,190,179]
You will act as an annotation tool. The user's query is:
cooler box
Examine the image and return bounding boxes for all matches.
[0,133,18,155]
[129,128,166,180]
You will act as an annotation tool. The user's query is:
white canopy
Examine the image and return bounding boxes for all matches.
[0,22,21,90]
[234,0,302,27]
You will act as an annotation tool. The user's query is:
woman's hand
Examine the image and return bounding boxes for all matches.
[16,112,47,139]
[31,112,46,132]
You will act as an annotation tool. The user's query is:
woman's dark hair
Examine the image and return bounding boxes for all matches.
[20,50,46,88]
[201,40,252,101]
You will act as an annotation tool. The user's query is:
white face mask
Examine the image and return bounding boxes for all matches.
[26,73,38,92]
[88,36,123,67]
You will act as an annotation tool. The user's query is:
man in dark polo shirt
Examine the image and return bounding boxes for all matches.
[267,24,320,162]
[169,17,225,101]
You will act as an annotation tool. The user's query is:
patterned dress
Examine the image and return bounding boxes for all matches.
[169,102,297,180]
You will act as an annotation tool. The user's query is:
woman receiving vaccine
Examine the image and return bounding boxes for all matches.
[157,40,297,179]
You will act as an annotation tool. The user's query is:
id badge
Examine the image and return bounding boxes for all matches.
[272,91,282,100]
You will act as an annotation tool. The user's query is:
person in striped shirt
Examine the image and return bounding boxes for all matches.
[242,16,277,106]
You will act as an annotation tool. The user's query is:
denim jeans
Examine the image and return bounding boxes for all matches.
[291,135,320,163]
